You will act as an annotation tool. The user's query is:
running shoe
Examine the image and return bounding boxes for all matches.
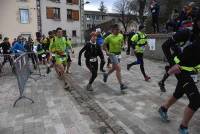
[145,76,151,81]
[158,107,169,122]
[103,73,108,83]
[127,64,131,71]
[179,127,189,134]
[120,84,128,94]
[86,84,93,91]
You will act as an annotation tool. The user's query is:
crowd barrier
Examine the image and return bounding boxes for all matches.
[0,52,46,107]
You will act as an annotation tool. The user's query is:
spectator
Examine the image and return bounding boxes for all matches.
[166,9,180,32]
[96,28,106,72]
[11,35,26,56]
[150,0,160,33]
[179,6,188,27]
[0,37,12,72]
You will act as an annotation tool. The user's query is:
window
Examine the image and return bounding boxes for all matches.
[67,9,72,20]
[66,0,72,4]
[19,9,29,24]
[49,0,60,3]
[72,30,77,37]
[87,24,91,29]
[46,7,60,20]
[67,0,79,4]
[18,0,28,2]
[67,9,79,21]
[96,15,99,20]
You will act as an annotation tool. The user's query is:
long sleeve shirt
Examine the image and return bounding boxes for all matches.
[79,41,104,61]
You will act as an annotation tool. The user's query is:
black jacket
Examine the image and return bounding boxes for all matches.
[162,29,192,65]
[0,42,11,54]
[79,42,104,62]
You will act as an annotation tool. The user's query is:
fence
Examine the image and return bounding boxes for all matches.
[12,52,45,107]
[12,53,34,107]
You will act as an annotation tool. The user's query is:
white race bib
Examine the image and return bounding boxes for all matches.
[89,58,97,62]
[191,74,198,83]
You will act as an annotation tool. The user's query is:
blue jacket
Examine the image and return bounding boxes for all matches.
[11,41,26,54]
[96,34,104,47]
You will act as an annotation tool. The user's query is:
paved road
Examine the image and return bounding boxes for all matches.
[66,49,200,134]
[0,48,200,134]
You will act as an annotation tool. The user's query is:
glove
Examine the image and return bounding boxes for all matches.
[78,60,81,66]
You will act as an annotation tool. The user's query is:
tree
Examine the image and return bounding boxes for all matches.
[98,1,107,13]
[113,0,136,32]
[128,0,147,24]
[98,1,107,20]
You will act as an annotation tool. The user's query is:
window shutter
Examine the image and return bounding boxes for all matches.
[72,0,79,5]
[46,7,54,19]
[72,10,79,21]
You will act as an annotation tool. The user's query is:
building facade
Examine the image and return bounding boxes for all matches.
[84,11,137,32]
[40,0,81,44]
[0,0,38,41]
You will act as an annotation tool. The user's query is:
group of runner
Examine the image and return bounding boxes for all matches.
[78,7,200,134]
[0,4,200,134]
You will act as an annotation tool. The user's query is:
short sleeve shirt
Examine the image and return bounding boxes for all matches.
[104,33,124,53]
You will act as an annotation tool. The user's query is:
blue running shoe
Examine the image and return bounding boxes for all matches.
[103,73,108,83]
[158,107,169,122]
[179,127,189,134]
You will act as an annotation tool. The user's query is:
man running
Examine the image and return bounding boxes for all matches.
[49,27,68,79]
[158,10,200,134]
[127,25,151,81]
[158,8,200,92]
[103,24,127,93]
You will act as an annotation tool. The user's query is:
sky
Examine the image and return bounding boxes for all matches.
[84,0,116,13]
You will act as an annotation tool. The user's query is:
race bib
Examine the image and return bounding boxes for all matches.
[116,55,122,59]
[42,54,46,58]
[191,74,198,83]
[89,58,97,62]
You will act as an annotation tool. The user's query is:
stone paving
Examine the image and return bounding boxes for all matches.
[0,66,96,134]
[0,48,200,134]
[65,49,200,134]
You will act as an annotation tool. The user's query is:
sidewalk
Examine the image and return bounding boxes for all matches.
[0,67,95,134]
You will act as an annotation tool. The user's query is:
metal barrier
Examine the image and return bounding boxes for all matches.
[13,53,34,107]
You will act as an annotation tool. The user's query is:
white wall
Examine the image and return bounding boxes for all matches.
[40,0,81,44]
[0,0,37,41]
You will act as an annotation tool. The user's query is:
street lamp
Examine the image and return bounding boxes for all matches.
[80,1,90,45]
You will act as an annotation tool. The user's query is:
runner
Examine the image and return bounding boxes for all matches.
[65,38,74,74]
[43,31,54,74]
[78,32,105,91]
[0,37,12,72]
[158,8,200,92]
[34,32,46,64]
[102,24,127,93]
[49,27,68,80]
[158,10,200,134]
[127,25,151,81]
[96,28,106,72]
